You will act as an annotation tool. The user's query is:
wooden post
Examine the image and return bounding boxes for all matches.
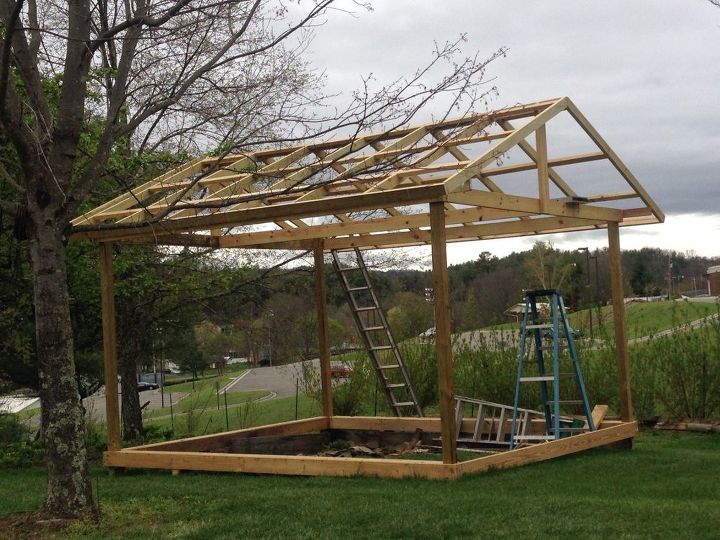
[536,124,549,213]
[607,222,633,421]
[99,242,121,451]
[313,240,333,417]
[430,202,457,464]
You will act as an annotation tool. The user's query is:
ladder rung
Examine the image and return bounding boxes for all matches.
[369,345,392,351]
[519,376,555,382]
[337,267,358,273]
[362,326,385,332]
[514,435,555,441]
[386,383,407,388]
[554,427,588,432]
[347,286,370,292]
[392,402,416,407]
[526,324,552,329]
[354,306,377,312]
[546,400,583,404]
[377,364,400,370]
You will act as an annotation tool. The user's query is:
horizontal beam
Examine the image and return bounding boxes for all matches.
[459,421,637,475]
[448,190,623,222]
[130,417,330,452]
[105,449,458,480]
[217,206,530,249]
[324,215,606,251]
[72,184,447,243]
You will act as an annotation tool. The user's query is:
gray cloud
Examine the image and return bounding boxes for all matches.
[311,0,720,216]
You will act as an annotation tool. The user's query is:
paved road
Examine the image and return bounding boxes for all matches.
[225,359,319,398]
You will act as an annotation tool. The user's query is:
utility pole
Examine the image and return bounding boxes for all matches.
[578,247,593,336]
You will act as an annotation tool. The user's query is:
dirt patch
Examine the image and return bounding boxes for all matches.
[0,511,75,539]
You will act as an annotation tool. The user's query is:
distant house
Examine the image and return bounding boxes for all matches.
[706,266,720,296]
[504,302,552,322]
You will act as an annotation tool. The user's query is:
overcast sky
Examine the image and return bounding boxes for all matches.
[303,0,720,263]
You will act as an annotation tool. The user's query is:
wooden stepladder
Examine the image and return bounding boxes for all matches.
[510,289,595,448]
[331,249,423,417]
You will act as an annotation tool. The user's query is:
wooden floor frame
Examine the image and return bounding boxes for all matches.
[105,416,637,480]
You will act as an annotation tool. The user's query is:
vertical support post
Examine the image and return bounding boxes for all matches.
[313,240,333,417]
[99,242,121,451]
[536,124,549,213]
[430,202,457,464]
[607,222,633,421]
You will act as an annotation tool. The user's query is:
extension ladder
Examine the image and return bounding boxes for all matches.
[331,248,423,417]
[454,397,545,446]
[510,289,594,448]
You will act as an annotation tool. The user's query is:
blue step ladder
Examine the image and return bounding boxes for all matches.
[510,289,594,449]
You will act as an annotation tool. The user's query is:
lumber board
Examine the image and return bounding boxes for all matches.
[104,449,459,480]
[459,422,638,475]
[71,157,206,225]
[323,216,605,251]
[430,203,457,465]
[442,97,569,193]
[564,99,665,222]
[497,119,577,197]
[216,206,530,249]
[536,124,549,211]
[99,242,121,451]
[590,404,609,429]
[608,222,633,421]
[448,190,622,222]
[314,241,333,417]
[128,417,330,452]
[72,184,448,242]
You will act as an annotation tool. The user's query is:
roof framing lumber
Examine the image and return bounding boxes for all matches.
[71,97,662,249]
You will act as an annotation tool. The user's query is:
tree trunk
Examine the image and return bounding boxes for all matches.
[119,349,143,441]
[28,217,95,518]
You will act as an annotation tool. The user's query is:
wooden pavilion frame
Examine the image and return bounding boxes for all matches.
[72,97,663,479]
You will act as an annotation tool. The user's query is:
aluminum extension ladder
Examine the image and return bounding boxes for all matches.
[331,248,423,417]
[455,397,545,447]
[510,289,594,448]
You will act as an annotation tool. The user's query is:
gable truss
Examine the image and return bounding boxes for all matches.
[71,97,664,250]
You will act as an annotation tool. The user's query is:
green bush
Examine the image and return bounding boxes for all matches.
[0,412,26,444]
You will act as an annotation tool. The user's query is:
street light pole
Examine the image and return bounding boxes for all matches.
[578,247,593,336]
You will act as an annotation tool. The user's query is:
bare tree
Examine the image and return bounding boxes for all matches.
[0,0,503,518]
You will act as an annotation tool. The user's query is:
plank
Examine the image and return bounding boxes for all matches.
[564,99,665,222]
[216,206,529,249]
[72,184,448,242]
[314,241,333,417]
[459,422,638,475]
[128,417,330,452]
[536,124,549,212]
[608,222,633,421]
[430,202,457,465]
[324,216,605,251]
[104,449,459,480]
[99,242,121,451]
[442,97,569,193]
[71,157,206,225]
[590,404,609,429]
[447,190,622,222]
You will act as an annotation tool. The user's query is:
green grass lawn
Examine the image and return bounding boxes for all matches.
[1,432,718,539]
[144,394,322,437]
[488,299,718,339]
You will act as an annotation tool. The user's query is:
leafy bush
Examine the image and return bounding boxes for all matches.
[0,412,26,443]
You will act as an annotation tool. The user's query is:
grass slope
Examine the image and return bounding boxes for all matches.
[1,432,718,539]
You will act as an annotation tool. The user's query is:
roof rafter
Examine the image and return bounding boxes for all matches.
[71,97,663,250]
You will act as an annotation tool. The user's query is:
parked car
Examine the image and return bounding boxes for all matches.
[137,381,160,392]
[330,362,353,378]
